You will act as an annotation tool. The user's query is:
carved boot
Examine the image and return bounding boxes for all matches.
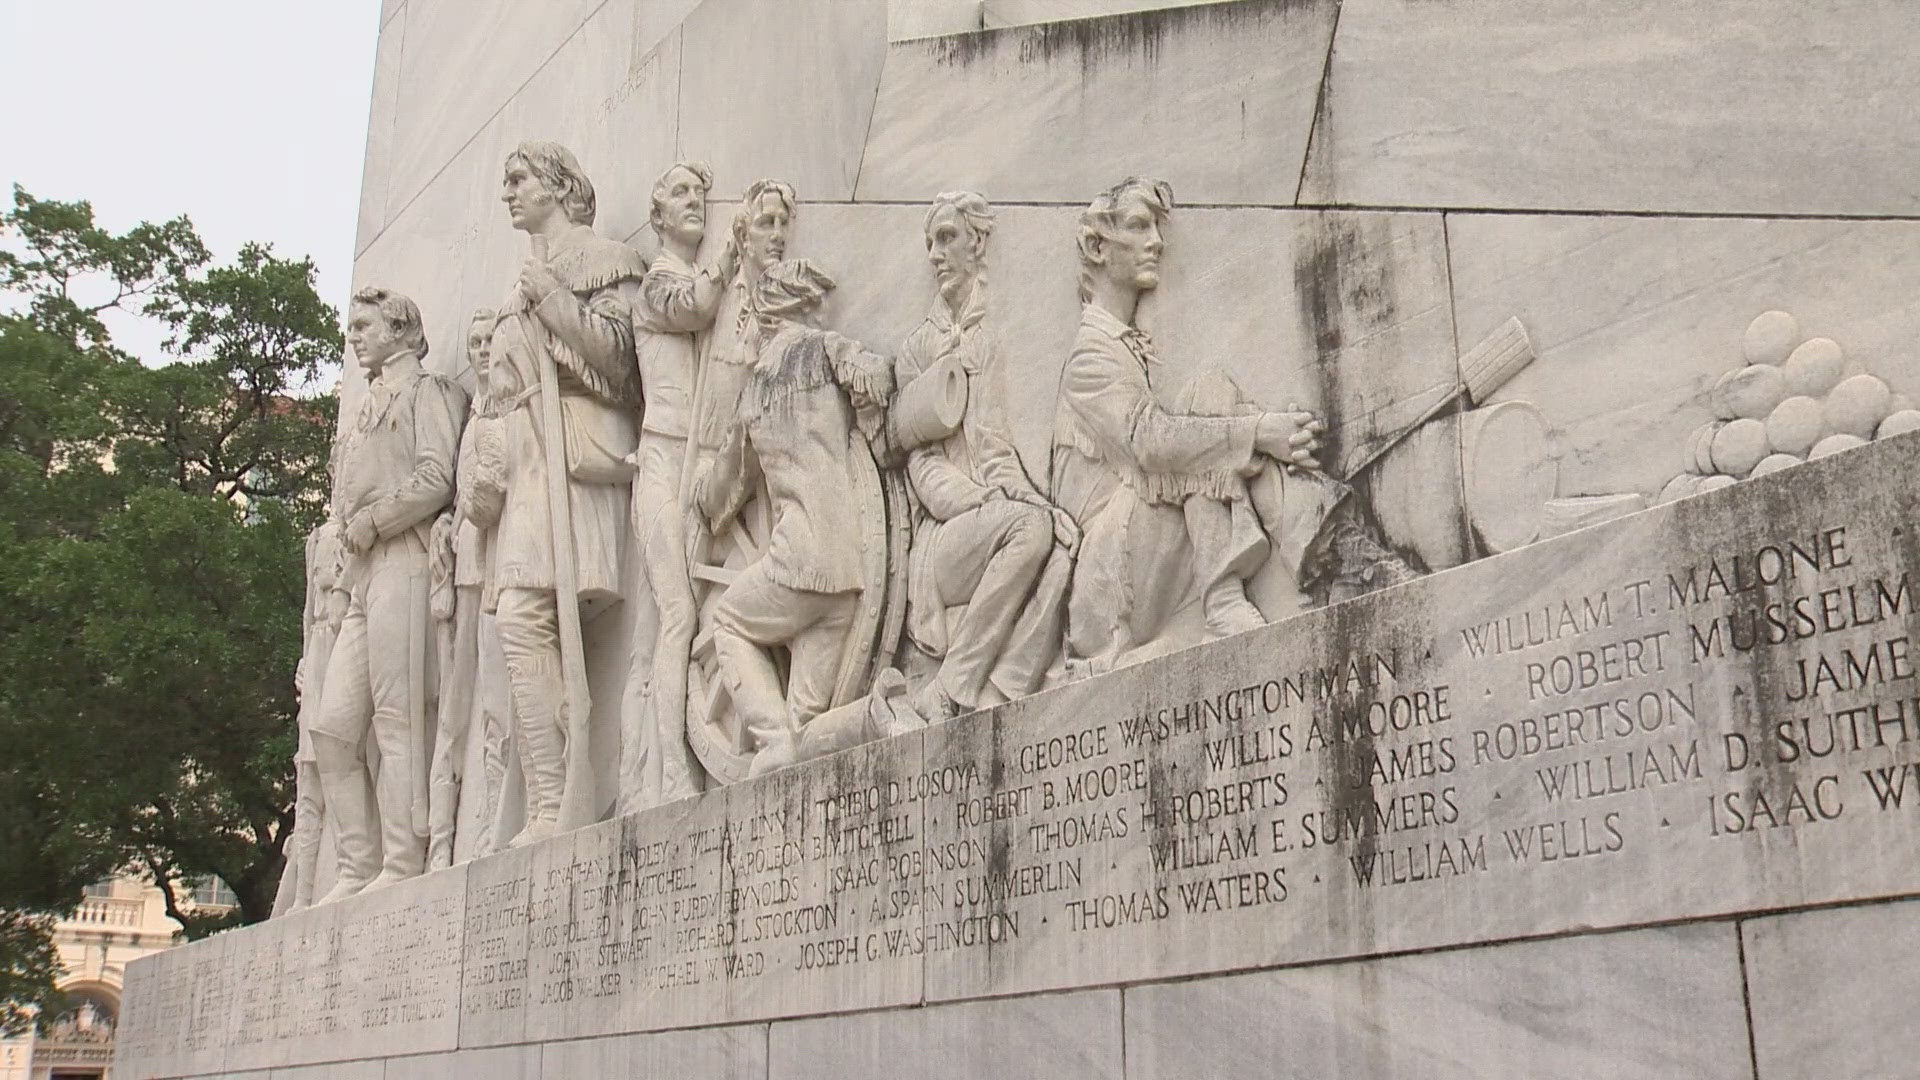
[510,715,565,848]
[474,705,509,856]
[367,751,426,890]
[287,761,324,911]
[314,758,379,905]
[1186,494,1271,639]
[909,670,965,725]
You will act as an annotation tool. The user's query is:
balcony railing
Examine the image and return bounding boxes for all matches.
[65,895,144,928]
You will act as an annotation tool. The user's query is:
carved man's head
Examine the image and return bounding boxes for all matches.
[753,258,836,333]
[732,179,796,276]
[466,308,496,384]
[501,141,597,232]
[1075,177,1173,303]
[925,191,993,308]
[347,286,428,375]
[650,161,713,250]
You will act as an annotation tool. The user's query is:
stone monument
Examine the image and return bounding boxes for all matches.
[117,2,1920,1077]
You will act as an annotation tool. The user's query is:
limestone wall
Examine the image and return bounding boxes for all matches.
[119,0,1920,1076]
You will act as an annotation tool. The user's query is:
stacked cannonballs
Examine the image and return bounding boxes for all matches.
[1659,311,1920,503]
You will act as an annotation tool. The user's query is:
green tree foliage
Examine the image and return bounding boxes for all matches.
[0,186,338,993]
[0,911,64,1037]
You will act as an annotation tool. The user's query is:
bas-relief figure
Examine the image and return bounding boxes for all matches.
[1050,178,1416,674]
[272,519,347,915]
[426,310,516,869]
[616,161,735,814]
[894,192,1074,720]
[311,288,466,903]
[682,179,800,784]
[488,141,644,844]
[690,259,901,777]
[289,153,1466,898]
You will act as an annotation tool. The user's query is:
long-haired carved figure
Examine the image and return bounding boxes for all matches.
[487,141,644,842]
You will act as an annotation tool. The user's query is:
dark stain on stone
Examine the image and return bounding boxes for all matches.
[1293,214,1398,467]
[923,0,1324,75]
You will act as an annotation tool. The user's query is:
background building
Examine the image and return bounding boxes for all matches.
[2,879,231,1080]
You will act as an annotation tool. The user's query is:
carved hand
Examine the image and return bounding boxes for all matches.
[1255,409,1325,470]
[517,257,565,306]
[1050,506,1081,554]
[343,511,378,554]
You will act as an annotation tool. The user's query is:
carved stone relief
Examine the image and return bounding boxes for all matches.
[486,141,643,847]
[617,161,733,815]
[1659,311,1918,503]
[300,150,1855,901]
[270,519,347,915]
[681,178,800,787]
[311,287,466,902]
[1050,178,1418,675]
[891,192,1075,721]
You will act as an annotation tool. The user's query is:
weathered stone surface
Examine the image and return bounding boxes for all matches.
[629,0,703,65]
[983,0,1224,29]
[381,1045,540,1080]
[267,1062,382,1080]
[858,1,1336,206]
[114,930,235,1079]
[719,730,928,1024]
[888,0,982,41]
[384,0,606,221]
[922,432,1920,1000]
[538,1026,768,1079]
[454,838,527,1046]
[506,797,729,1041]
[1448,215,1920,504]
[1745,898,1920,1080]
[677,0,889,202]
[296,867,463,1064]
[1301,0,1920,216]
[456,731,928,1043]
[768,990,1122,1080]
[1125,923,1750,1079]
[222,900,339,1071]
[354,14,406,251]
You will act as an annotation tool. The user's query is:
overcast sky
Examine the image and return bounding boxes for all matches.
[0,0,382,378]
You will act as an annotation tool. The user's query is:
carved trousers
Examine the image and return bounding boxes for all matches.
[278,760,323,913]
[428,586,515,866]
[619,432,703,812]
[494,587,569,829]
[921,497,1069,706]
[711,560,859,753]
[311,543,430,885]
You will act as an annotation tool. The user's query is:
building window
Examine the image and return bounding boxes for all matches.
[81,879,116,899]
[187,876,236,909]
